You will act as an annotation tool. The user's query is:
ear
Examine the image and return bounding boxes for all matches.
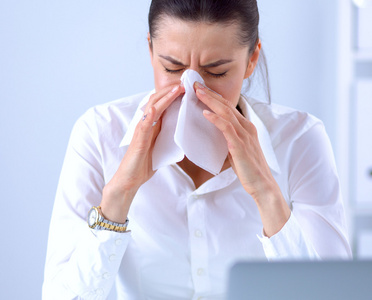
[244,39,261,79]
[147,32,154,66]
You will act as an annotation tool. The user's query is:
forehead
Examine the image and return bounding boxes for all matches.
[151,17,247,61]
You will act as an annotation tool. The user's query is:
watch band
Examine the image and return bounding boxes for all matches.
[96,219,128,232]
[91,206,129,232]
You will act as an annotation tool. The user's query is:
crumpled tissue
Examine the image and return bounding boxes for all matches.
[151,69,228,175]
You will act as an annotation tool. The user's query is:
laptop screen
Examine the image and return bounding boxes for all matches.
[226,260,372,300]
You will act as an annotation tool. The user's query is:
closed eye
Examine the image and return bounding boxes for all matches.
[206,71,227,78]
[164,67,227,78]
[164,67,184,74]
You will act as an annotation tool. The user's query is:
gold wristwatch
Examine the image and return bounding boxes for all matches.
[87,206,128,232]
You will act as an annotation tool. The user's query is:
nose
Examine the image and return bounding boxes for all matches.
[185,67,204,80]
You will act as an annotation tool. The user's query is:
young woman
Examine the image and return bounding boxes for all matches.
[43,1,351,299]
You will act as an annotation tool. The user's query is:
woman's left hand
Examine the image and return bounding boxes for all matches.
[194,82,290,237]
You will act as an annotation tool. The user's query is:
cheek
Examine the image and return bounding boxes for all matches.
[206,78,242,106]
[153,67,181,92]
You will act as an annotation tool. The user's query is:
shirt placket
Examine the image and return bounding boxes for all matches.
[187,192,210,297]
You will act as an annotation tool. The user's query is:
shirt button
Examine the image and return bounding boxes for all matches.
[197,268,204,276]
[115,238,123,245]
[109,254,116,261]
[194,230,202,238]
[192,194,199,200]
[95,288,104,296]
[102,272,110,279]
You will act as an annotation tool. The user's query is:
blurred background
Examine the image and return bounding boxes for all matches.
[0,0,371,298]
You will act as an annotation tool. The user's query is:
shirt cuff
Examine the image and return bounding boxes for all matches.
[257,213,320,261]
[63,227,131,299]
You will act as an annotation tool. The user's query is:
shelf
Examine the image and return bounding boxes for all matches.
[351,203,372,216]
[353,50,372,61]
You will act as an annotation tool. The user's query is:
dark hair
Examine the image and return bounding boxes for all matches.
[148,0,271,103]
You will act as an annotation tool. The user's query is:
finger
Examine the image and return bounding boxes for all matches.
[194,82,256,137]
[235,112,258,136]
[152,84,185,120]
[193,81,223,98]
[202,110,243,155]
[194,81,224,102]
[133,106,158,149]
[195,82,235,116]
[146,86,175,109]
[145,84,185,119]
[195,83,242,130]
[226,100,257,134]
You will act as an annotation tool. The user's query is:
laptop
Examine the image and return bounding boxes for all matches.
[226,260,372,300]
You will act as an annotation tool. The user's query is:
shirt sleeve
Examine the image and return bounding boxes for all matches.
[258,213,320,260]
[42,108,130,300]
[258,122,352,260]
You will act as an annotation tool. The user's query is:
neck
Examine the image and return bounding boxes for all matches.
[177,156,231,189]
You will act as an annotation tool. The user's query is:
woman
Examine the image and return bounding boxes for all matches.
[43,0,351,299]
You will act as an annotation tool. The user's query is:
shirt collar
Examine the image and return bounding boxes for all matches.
[119,90,154,148]
[238,95,281,174]
[119,92,281,174]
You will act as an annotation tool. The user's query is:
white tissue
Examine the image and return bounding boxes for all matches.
[152,69,228,175]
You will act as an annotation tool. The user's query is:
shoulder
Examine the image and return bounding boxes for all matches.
[246,97,324,147]
[71,91,150,147]
[81,91,149,126]
[246,98,338,183]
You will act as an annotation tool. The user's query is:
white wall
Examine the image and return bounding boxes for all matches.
[0,1,152,299]
[0,1,342,299]
[257,0,340,148]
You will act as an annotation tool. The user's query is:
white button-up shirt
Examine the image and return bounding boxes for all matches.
[42,91,351,300]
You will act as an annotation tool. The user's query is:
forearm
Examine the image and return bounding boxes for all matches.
[251,178,320,260]
[252,180,291,238]
[100,182,138,224]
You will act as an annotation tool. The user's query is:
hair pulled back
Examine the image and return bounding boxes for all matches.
[148,0,270,103]
[149,0,259,54]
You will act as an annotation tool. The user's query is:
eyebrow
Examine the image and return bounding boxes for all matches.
[159,55,233,68]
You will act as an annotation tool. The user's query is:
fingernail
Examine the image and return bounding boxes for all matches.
[171,85,178,93]
[197,88,206,95]
[195,81,205,89]
[203,110,212,115]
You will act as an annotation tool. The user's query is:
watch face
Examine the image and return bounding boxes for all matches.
[87,207,98,227]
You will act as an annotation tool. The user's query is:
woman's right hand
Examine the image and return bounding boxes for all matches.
[100,84,185,223]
